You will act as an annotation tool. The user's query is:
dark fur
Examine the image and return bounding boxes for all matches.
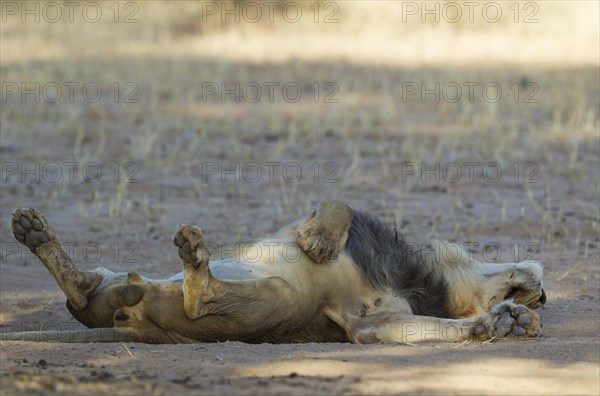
[344,210,450,318]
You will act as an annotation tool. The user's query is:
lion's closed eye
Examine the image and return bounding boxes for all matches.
[505,287,523,300]
[505,286,545,309]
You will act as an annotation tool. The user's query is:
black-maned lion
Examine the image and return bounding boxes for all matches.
[2,201,545,343]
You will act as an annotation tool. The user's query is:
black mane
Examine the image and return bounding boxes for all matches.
[344,210,450,318]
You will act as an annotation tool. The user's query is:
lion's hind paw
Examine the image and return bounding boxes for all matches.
[173,225,209,268]
[12,208,54,251]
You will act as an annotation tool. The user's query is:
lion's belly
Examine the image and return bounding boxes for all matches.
[167,238,380,319]
[199,238,320,283]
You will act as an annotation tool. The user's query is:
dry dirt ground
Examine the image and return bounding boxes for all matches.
[1,2,599,395]
[0,127,598,394]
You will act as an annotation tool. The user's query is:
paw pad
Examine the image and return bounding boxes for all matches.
[173,225,209,268]
[12,209,51,250]
[476,302,541,340]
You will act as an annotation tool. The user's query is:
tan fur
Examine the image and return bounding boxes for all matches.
[3,202,545,344]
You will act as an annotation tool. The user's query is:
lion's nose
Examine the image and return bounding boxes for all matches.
[539,289,547,305]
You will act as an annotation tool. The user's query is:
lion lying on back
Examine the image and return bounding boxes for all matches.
[3,201,544,343]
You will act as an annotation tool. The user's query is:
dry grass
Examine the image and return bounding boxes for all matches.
[0,3,599,394]
[2,1,598,66]
[0,2,598,259]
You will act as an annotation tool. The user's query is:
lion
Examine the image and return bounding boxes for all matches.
[2,201,545,344]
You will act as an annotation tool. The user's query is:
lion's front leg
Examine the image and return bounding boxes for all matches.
[342,301,541,344]
[470,300,541,340]
[295,200,353,264]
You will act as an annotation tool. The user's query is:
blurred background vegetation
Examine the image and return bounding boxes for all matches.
[1,1,598,272]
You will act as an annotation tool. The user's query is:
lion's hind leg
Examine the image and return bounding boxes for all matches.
[172,225,299,341]
[11,208,102,310]
[173,224,212,319]
[10,208,147,337]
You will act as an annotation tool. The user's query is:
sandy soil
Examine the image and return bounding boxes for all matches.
[1,137,598,394]
[1,2,599,394]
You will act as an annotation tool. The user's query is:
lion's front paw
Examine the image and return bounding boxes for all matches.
[12,208,55,251]
[173,225,209,268]
[473,301,541,340]
[295,201,352,265]
[297,225,340,264]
